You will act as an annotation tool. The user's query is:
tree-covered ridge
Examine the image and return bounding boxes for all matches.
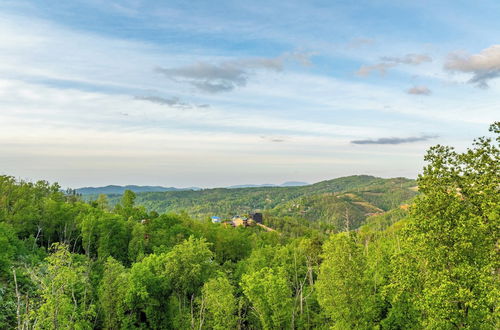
[0,123,498,329]
[76,185,194,195]
[104,175,417,232]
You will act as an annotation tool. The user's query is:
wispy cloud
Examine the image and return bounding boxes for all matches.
[134,95,191,108]
[155,52,311,93]
[357,62,397,76]
[357,53,432,76]
[346,38,375,49]
[351,134,438,145]
[380,54,432,65]
[261,136,287,143]
[407,85,432,95]
[444,45,500,88]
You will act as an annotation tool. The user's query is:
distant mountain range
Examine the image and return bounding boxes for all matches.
[76,181,309,195]
[227,181,309,189]
[75,185,200,195]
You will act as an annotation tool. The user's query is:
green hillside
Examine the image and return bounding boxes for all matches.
[105,175,415,214]
[103,175,417,232]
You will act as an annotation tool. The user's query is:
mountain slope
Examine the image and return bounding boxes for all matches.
[105,175,417,231]
[266,184,416,231]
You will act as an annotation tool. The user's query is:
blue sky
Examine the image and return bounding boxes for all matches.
[0,0,499,188]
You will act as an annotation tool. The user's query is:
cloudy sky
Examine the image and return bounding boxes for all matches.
[1,0,499,188]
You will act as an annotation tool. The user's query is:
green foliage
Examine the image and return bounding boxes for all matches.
[33,243,96,329]
[201,275,238,330]
[114,189,147,221]
[128,222,147,263]
[126,252,173,328]
[388,122,500,329]
[146,213,194,253]
[241,267,293,329]
[95,194,109,211]
[99,257,131,329]
[0,223,18,274]
[317,232,379,329]
[163,236,216,300]
[79,211,129,263]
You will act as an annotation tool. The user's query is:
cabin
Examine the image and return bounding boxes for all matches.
[232,215,249,227]
[211,216,222,224]
[250,212,263,224]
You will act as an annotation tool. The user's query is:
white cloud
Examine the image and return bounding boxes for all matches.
[381,54,432,65]
[357,53,432,76]
[155,52,311,93]
[444,45,500,88]
[407,85,432,95]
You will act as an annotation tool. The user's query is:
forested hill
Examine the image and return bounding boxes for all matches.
[76,185,198,195]
[104,175,417,231]
[76,181,309,195]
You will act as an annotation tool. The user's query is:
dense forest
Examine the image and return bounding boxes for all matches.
[0,123,498,329]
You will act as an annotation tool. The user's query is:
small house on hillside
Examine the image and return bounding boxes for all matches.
[232,215,249,227]
[211,216,221,224]
[250,212,263,224]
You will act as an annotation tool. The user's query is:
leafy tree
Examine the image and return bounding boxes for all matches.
[126,253,172,329]
[162,236,215,329]
[316,232,378,329]
[200,275,238,330]
[388,123,500,329]
[128,222,147,263]
[241,267,293,329]
[148,214,194,253]
[80,211,129,263]
[206,225,252,264]
[33,244,96,329]
[0,223,18,274]
[96,194,109,211]
[115,189,146,221]
[99,257,131,329]
[164,236,215,304]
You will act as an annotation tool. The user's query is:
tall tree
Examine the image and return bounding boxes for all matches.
[316,232,378,329]
[241,267,293,329]
[163,237,215,321]
[33,244,96,329]
[99,257,131,329]
[199,275,238,330]
[388,122,499,329]
[96,194,109,211]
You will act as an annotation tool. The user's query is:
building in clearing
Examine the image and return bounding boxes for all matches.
[211,216,222,224]
[232,215,249,227]
[250,212,263,224]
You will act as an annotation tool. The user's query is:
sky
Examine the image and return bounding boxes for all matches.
[1,0,499,188]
